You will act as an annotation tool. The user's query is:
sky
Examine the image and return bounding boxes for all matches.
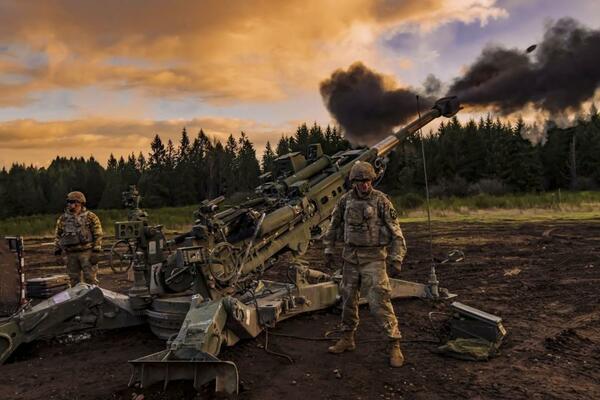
[0,0,599,167]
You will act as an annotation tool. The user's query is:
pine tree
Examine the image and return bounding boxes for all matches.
[140,134,170,207]
[276,135,291,156]
[174,128,196,205]
[178,127,191,163]
[190,129,214,199]
[107,154,118,171]
[0,167,9,218]
[236,133,261,191]
[210,140,227,197]
[541,125,573,189]
[99,155,126,209]
[148,135,166,170]
[293,123,310,154]
[136,152,146,172]
[5,164,46,215]
[223,134,239,195]
[81,157,106,208]
[261,141,276,173]
[308,123,324,145]
[165,139,176,171]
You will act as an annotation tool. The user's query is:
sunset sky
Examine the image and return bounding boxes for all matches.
[1,0,599,167]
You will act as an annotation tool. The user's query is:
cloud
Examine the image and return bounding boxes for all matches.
[0,0,507,106]
[448,17,600,115]
[0,116,291,167]
[320,62,435,145]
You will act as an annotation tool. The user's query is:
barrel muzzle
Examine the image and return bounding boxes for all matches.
[433,96,460,118]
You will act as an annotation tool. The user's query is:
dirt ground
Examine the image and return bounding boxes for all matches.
[1,220,600,400]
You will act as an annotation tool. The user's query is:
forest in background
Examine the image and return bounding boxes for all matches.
[1,106,599,219]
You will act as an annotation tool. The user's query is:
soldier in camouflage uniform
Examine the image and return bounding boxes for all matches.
[54,191,103,286]
[324,161,407,367]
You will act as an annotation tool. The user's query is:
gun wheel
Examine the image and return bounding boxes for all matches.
[110,239,134,274]
[208,242,240,284]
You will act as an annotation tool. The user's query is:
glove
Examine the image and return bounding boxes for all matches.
[324,250,335,268]
[389,259,402,272]
[54,248,62,256]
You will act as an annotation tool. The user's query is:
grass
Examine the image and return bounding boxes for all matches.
[394,190,600,211]
[1,191,600,237]
[0,205,199,238]
[394,191,600,223]
[400,209,600,223]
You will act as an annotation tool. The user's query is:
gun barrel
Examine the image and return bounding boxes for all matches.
[283,156,331,188]
[372,96,459,157]
[211,196,226,205]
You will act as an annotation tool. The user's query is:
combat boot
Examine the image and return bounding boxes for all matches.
[328,331,356,354]
[389,340,404,367]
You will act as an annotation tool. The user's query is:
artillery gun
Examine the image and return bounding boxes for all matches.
[109,185,151,274]
[0,97,460,395]
[129,97,460,393]
[111,185,170,310]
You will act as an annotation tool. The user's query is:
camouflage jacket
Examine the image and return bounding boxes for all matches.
[323,189,406,264]
[54,209,103,252]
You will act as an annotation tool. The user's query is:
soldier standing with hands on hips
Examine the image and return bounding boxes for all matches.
[54,191,103,286]
[323,161,407,367]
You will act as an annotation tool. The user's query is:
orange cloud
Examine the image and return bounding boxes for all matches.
[0,0,507,106]
[0,116,291,167]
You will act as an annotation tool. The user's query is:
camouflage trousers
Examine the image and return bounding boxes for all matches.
[340,260,401,339]
[66,249,99,286]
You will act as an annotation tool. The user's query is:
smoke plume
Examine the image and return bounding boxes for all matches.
[423,74,443,97]
[319,62,433,145]
[449,17,600,114]
[321,18,600,144]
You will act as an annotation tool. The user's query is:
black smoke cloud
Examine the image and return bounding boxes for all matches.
[321,18,600,144]
[423,74,443,97]
[319,62,433,145]
[449,17,600,114]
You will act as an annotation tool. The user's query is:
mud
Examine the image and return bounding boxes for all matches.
[1,220,600,400]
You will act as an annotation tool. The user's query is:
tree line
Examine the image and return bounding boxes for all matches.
[1,107,599,219]
[0,123,348,218]
[382,107,600,197]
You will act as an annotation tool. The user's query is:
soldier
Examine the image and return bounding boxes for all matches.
[323,161,407,367]
[54,191,103,286]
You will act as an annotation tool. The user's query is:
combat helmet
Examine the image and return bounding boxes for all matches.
[66,191,86,204]
[349,161,377,181]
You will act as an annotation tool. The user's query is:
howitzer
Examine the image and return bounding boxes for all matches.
[0,186,158,364]
[162,97,459,286]
[0,97,459,394]
[129,97,460,393]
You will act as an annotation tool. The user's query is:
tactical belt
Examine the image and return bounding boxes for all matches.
[64,245,93,253]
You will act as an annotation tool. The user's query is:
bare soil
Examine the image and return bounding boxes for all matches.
[2,220,600,400]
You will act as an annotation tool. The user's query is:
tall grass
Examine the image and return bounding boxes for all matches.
[394,191,600,213]
[0,205,198,237]
[1,191,600,237]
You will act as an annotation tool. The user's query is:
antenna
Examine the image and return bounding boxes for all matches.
[416,95,439,298]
